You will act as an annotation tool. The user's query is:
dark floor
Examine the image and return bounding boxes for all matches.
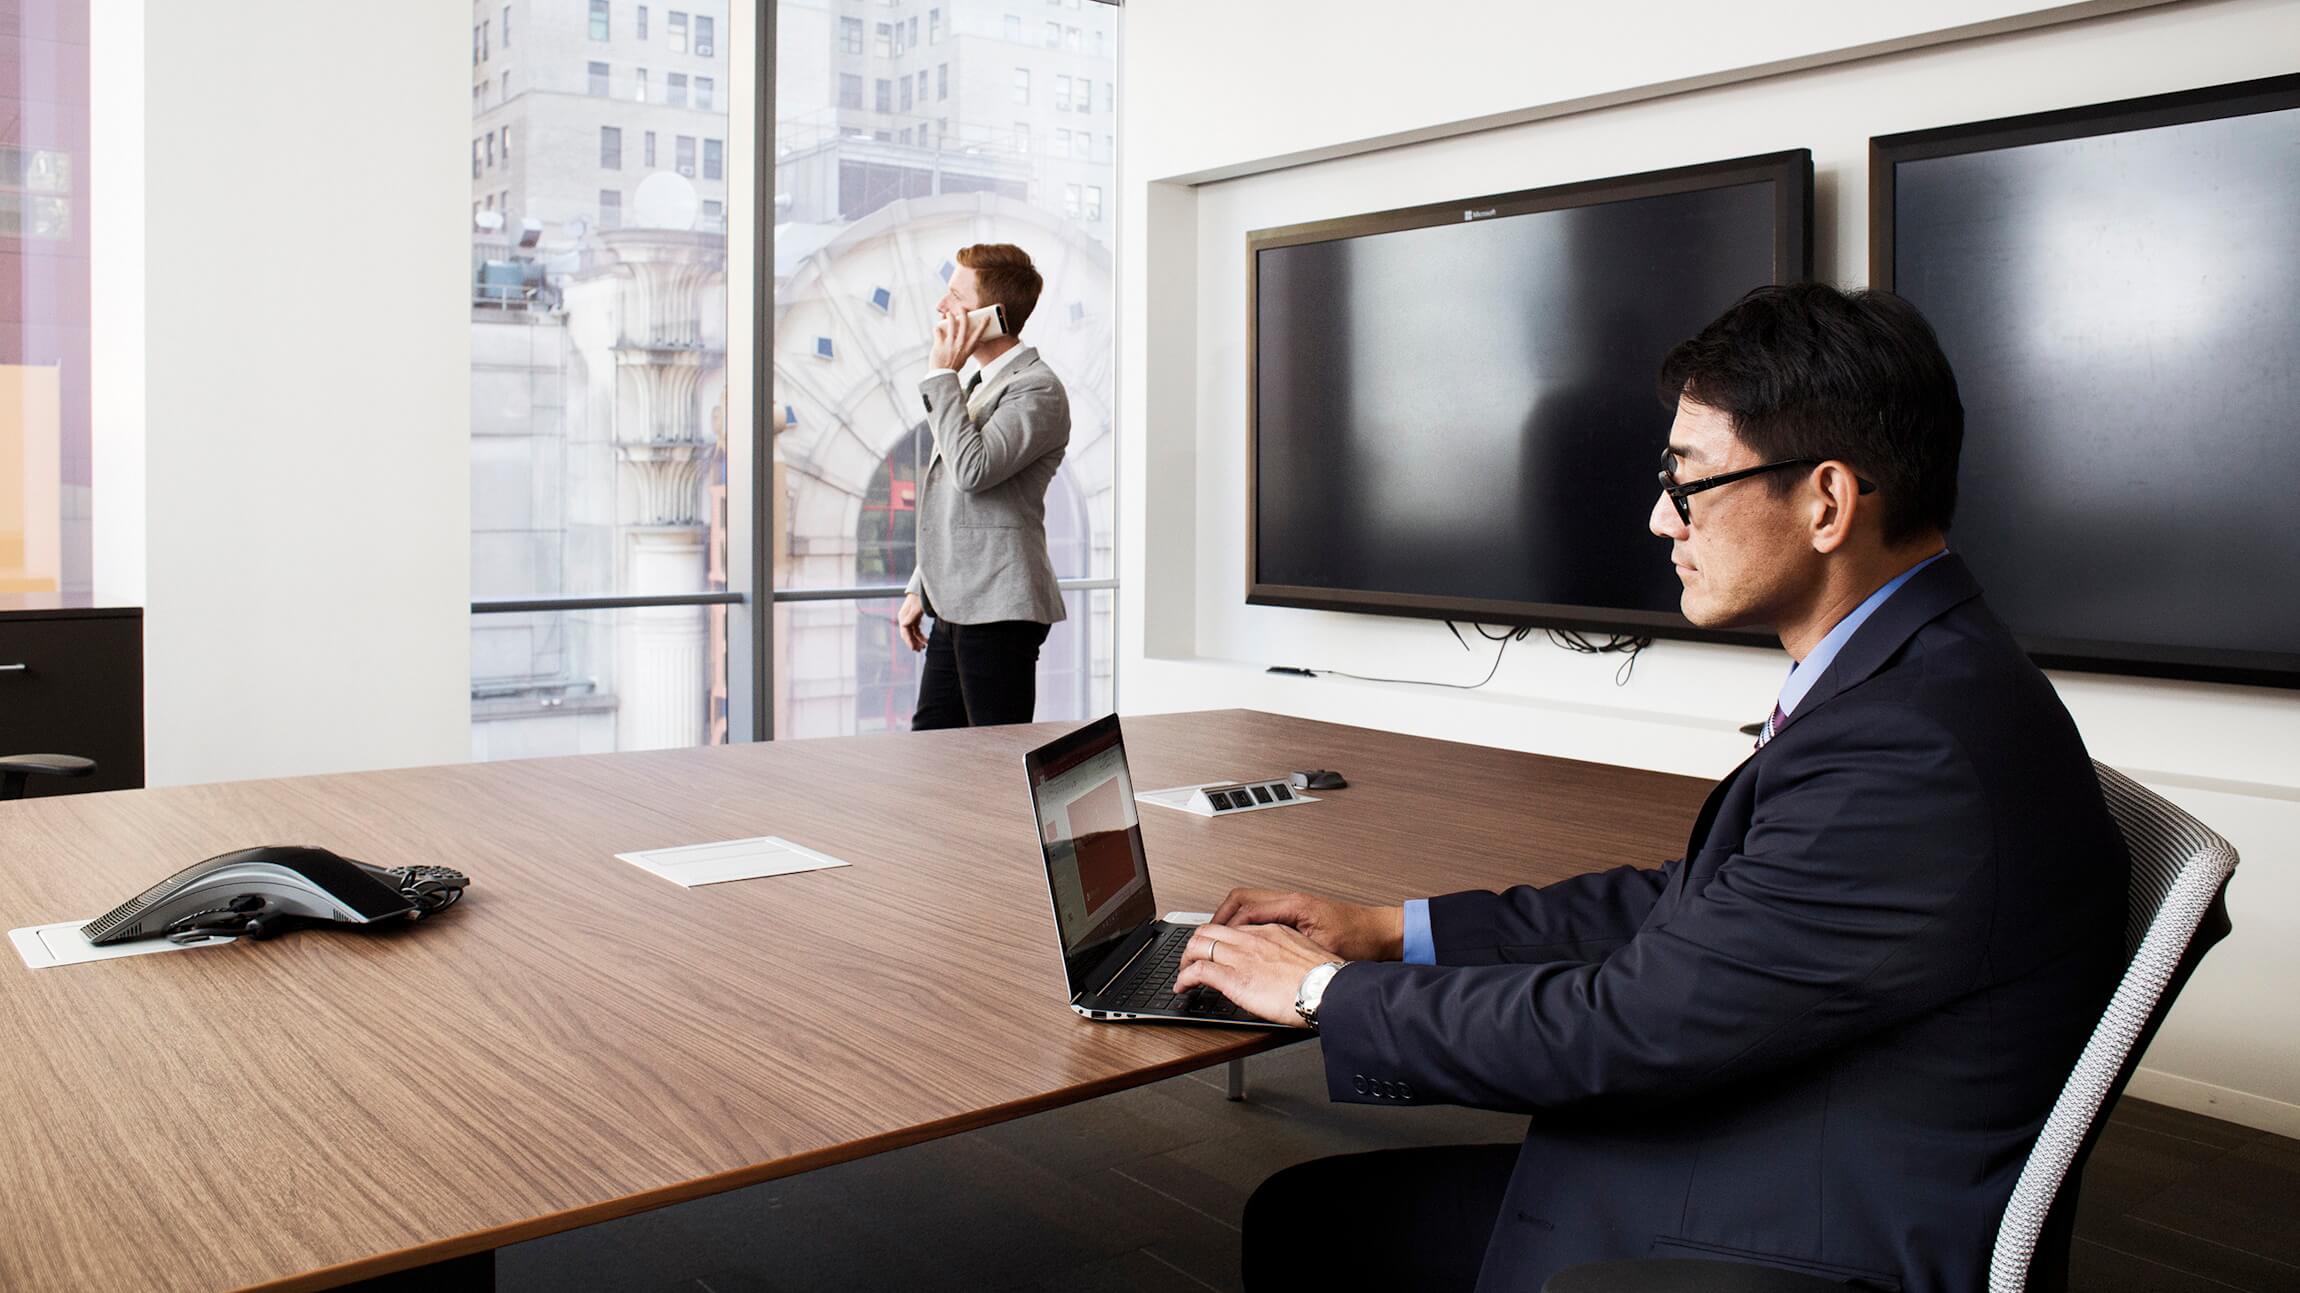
[498,1040,2300,1292]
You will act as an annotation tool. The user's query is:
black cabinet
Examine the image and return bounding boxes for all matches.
[0,604,145,797]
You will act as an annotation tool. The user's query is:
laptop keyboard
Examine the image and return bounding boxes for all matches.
[1103,926,1259,1021]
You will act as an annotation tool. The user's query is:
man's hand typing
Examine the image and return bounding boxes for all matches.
[1210,888,1404,962]
[1174,923,1333,1028]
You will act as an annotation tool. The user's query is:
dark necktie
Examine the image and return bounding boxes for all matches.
[964,370,983,399]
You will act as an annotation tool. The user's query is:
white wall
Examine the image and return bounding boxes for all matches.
[1119,0,2300,1133]
[124,0,471,783]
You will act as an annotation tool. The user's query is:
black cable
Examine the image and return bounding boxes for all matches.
[1285,622,1655,690]
[1544,628,1653,686]
[1313,623,1535,691]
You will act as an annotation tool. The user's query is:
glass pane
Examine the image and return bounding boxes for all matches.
[472,603,729,759]
[770,0,1117,596]
[775,588,1112,738]
[2,2,92,598]
[470,2,735,751]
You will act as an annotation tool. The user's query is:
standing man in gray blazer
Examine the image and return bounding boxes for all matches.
[897,243,1071,729]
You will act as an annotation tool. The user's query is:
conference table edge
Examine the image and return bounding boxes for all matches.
[260,1030,1304,1291]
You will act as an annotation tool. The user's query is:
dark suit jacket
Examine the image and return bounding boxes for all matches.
[1317,555,2128,1293]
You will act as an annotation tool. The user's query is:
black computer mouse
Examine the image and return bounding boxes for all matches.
[1289,769,1347,791]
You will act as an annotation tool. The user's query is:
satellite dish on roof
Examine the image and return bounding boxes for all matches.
[633,171,701,231]
[473,209,505,232]
[565,215,591,240]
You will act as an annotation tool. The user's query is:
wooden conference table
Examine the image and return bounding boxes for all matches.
[0,709,1711,1290]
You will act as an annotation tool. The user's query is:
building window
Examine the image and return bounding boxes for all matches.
[839,74,863,110]
[599,189,622,228]
[900,76,913,112]
[814,336,835,360]
[501,125,511,163]
[473,24,482,67]
[907,17,918,48]
[1012,67,1029,105]
[668,11,687,54]
[703,138,722,180]
[892,21,905,55]
[899,127,912,146]
[588,61,611,96]
[875,22,892,58]
[1096,29,1105,57]
[589,0,610,41]
[937,63,948,100]
[635,68,648,101]
[1063,183,1080,219]
[637,5,649,39]
[471,140,481,179]
[1071,130,1088,160]
[696,76,713,111]
[870,286,893,312]
[481,20,491,61]
[644,131,657,166]
[1055,74,1071,112]
[503,6,511,48]
[938,259,955,282]
[841,17,863,54]
[1066,25,1081,50]
[702,199,723,222]
[695,15,713,56]
[1085,185,1102,221]
[929,8,942,42]
[917,70,929,101]
[1104,81,1114,113]
[875,78,892,113]
[501,70,510,101]
[676,135,696,176]
[600,126,623,169]
[1054,127,1068,157]
[667,71,688,107]
[1003,14,1020,41]
[1014,122,1030,153]
[1044,21,1059,48]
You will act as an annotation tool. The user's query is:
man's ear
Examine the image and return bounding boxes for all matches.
[1808,461,1864,555]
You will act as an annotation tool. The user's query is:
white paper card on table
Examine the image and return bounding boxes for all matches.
[615,836,852,888]
[11,920,237,970]
[1136,780,1318,817]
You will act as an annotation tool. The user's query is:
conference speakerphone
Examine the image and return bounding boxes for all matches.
[1187,780,1300,815]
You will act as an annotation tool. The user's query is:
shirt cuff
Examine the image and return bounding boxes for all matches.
[1401,899,1435,965]
[923,367,958,382]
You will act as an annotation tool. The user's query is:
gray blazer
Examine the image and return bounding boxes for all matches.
[905,346,1070,625]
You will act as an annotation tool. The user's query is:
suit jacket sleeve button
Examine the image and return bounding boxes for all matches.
[1352,1075,1367,1095]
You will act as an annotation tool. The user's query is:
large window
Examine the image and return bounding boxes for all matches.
[771,0,1120,736]
[470,3,735,758]
[3,2,91,598]
[469,2,1117,755]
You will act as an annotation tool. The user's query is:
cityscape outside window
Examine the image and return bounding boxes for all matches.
[2,1,91,599]
[471,3,733,760]
[469,2,1116,755]
[772,0,1118,736]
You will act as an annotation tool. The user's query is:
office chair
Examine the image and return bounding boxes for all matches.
[0,754,97,800]
[1543,762,2241,1293]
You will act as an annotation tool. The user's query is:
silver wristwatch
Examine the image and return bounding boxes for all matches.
[1294,960,1347,1027]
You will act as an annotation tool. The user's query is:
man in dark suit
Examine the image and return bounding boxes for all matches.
[1175,284,2128,1293]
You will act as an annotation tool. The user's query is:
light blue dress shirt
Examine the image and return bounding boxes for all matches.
[1400,551,1949,966]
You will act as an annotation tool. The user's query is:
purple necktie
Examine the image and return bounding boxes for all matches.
[1755,702,1787,750]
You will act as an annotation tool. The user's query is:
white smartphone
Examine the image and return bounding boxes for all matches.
[965,303,1009,339]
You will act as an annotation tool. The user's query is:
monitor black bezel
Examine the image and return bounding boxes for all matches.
[1871,72,2300,691]
[1243,148,1813,645]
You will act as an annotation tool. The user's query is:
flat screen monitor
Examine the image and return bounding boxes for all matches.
[1247,150,1812,639]
[1873,74,2300,688]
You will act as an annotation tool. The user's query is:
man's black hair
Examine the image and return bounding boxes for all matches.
[1658,283,1963,543]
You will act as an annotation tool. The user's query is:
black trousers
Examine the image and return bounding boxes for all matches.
[910,617,1052,730]
[1242,1144,1520,1293]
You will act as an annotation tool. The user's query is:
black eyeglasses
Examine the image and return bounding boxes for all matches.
[1656,453,1875,525]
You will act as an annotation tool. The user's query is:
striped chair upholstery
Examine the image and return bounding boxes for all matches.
[1987,763,2239,1293]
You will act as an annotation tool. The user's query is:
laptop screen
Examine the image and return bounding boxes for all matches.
[1023,715,1158,992]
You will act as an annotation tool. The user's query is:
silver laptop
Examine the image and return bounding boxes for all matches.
[1023,715,1288,1029]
